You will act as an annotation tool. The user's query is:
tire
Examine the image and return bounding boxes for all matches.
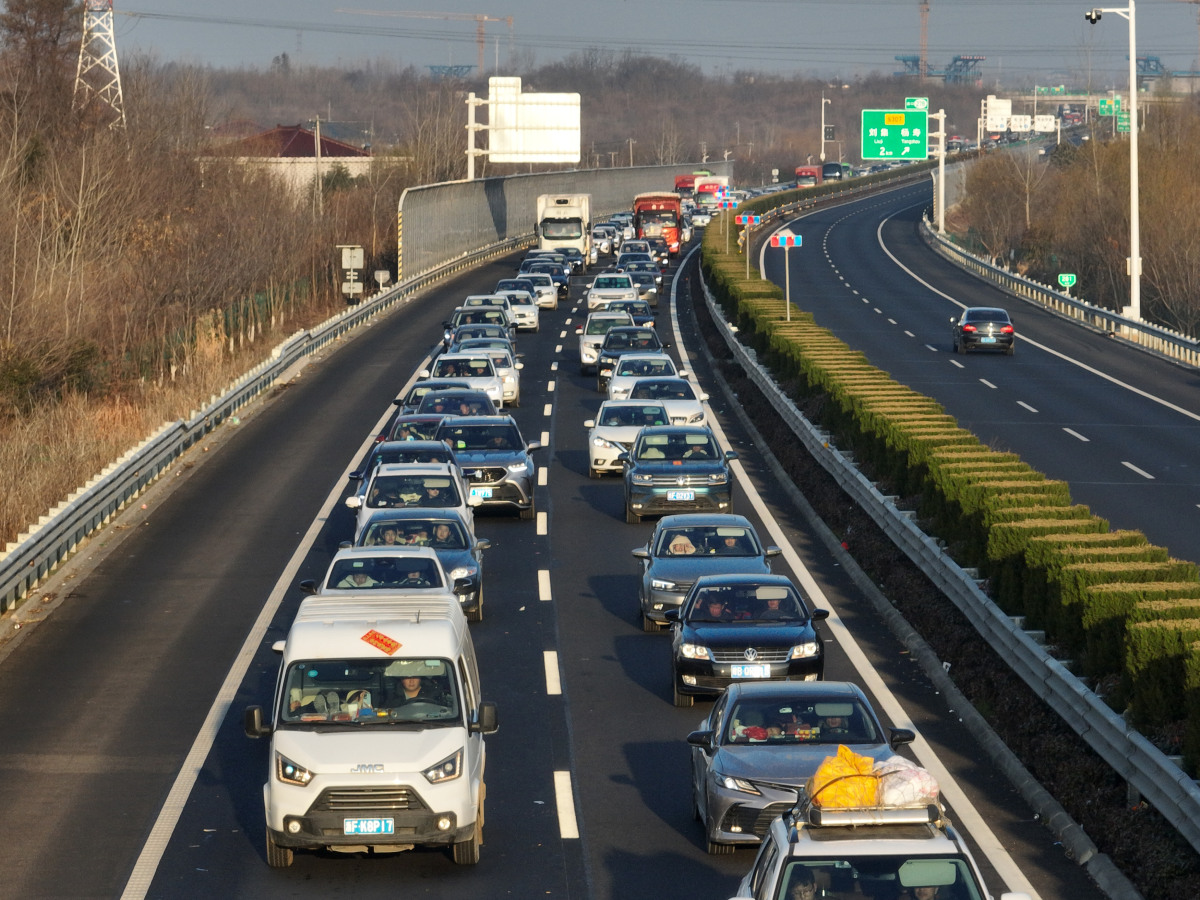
[673,679,694,708]
[641,612,658,633]
[956,340,967,356]
[265,830,293,868]
[519,497,536,520]
[452,822,481,865]
[588,467,601,479]
[625,505,641,524]
[706,836,735,856]
[1005,342,1015,356]
[467,584,483,623]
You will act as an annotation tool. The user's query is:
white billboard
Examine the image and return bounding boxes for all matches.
[1008,115,1032,133]
[488,76,581,164]
[985,95,1012,132]
[1034,115,1057,133]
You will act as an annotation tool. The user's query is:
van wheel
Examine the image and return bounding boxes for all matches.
[453,787,483,865]
[265,830,294,868]
[467,585,483,623]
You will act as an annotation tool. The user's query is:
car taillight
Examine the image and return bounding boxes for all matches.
[1001,324,1014,334]
[961,324,977,333]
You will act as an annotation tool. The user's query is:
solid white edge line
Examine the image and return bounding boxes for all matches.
[538,569,552,602]
[119,361,432,899]
[672,255,1039,899]
[544,650,562,696]
[553,770,580,839]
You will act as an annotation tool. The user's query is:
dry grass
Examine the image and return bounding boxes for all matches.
[0,299,342,546]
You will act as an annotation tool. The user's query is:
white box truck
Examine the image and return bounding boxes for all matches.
[244,594,497,866]
[536,193,592,269]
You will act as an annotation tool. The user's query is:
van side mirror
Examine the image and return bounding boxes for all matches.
[889,728,916,750]
[298,579,317,595]
[473,700,499,734]
[244,706,271,738]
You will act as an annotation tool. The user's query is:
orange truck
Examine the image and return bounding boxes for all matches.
[794,166,822,188]
[632,192,684,255]
[674,174,697,199]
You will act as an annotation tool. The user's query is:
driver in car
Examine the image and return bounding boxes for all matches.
[387,676,442,708]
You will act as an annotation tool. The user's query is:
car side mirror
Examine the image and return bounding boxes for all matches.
[345,496,362,509]
[810,608,830,621]
[516,363,524,370]
[298,579,317,595]
[392,398,403,406]
[699,393,710,402]
[527,442,544,452]
[419,369,431,379]
[617,452,630,463]
[472,700,499,735]
[575,326,583,335]
[889,728,916,750]
[685,729,714,748]
[583,419,596,428]
[664,608,680,622]
[475,538,491,551]
[338,541,352,549]
[724,450,739,461]
[244,706,271,739]
[765,546,782,558]
[631,548,650,560]
[467,494,483,507]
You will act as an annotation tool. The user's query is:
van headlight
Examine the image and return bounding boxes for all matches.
[708,472,728,485]
[679,643,711,660]
[507,460,531,475]
[423,749,463,784]
[276,752,314,787]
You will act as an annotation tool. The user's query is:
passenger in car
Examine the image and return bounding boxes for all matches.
[787,867,818,900]
[336,569,379,589]
[668,533,697,555]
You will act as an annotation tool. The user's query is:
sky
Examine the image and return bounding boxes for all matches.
[113,0,1200,86]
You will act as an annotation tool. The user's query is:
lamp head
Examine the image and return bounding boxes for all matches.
[1085,9,1102,23]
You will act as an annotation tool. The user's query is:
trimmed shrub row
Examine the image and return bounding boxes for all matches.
[701,201,1200,771]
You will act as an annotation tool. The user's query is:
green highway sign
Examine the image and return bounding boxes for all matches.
[1058,273,1077,288]
[1117,112,1131,133]
[861,109,929,160]
[905,97,929,111]
[1099,97,1122,116]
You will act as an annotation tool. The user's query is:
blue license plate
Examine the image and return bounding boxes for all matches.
[470,487,493,499]
[344,818,394,835]
[667,490,695,501]
[731,664,770,678]
[981,336,996,344]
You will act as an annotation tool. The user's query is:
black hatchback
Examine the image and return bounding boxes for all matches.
[950,306,1015,355]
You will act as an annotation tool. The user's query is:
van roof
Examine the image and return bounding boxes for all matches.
[284,595,467,660]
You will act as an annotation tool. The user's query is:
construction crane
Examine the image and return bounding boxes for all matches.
[339,9,513,73]
[919,0,930,80]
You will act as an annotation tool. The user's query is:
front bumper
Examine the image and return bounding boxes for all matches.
[673,659,823,698]
[625,484,731,517]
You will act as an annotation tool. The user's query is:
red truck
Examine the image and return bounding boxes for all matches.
[674,174,697,200]
[633,192,684,256]
[794,166,822,188]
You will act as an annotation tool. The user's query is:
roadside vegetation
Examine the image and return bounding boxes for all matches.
[959,101,1200,336]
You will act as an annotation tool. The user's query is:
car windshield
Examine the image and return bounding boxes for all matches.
[417,393,493,416]
[362,518,467,549]
[389,418,443,441]
[280,657,461,727]
[598,405,668,427]
[370,446,451,467]
[725,697,881,745]
[777,859,984,900]
[586,318,628,335]
[657,525,756,558]
[324,556,443,590]
[604,330,659,351]
[367,474,461,508]
[432,358,495,379]
[610,301,651,316]
[616,358,674,377]
[636,432,717,461]
[630,380,696,401]
[454,325,506,342]
[439,423,521,452]
[594,276,632,289]
[687,583,805,622]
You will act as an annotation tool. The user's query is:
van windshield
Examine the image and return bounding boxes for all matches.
[280,657,461,726]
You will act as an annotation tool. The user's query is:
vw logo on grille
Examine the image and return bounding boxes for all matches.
[676,476,686,486]
[743,648,759,661]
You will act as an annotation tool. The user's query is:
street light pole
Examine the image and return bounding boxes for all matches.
[1087,2,1141,321]
[820,95,831,162]
[627,138,636,167]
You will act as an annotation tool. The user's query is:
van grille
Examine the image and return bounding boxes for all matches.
[312,787,428,813]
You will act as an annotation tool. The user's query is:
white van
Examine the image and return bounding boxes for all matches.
[244,595,498,867]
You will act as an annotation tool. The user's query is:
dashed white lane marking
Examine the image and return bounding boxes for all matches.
[543,651,562,695]
[559,330,567,338]
[554,771,580,839]
[550,361,559,371]
[548,380,556,392]
[538,468,548,486]
[537,511,548,535]
[544,404,553,416]
[540,431,550,445]
[555,344,563,353]
[1122,461,1155,480]
[1063,428,1090,442]
[979,379,997,389]
[1017,401,1038,413]
[538,569,552,602]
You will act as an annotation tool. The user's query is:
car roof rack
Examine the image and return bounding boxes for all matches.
[785,795,945,842]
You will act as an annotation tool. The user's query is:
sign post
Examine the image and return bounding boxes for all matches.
[1058,273,1076,296]
[769,231,802,322]
[736,214,761,277]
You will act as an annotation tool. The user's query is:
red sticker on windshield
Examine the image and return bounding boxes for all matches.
[362,630,401,655]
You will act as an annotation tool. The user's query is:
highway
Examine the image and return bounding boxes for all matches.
[0,212,1108,899]
[761,182,1200,567]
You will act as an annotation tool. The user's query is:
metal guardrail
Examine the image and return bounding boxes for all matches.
[0,232,530,616]
[697,268,1200,860]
